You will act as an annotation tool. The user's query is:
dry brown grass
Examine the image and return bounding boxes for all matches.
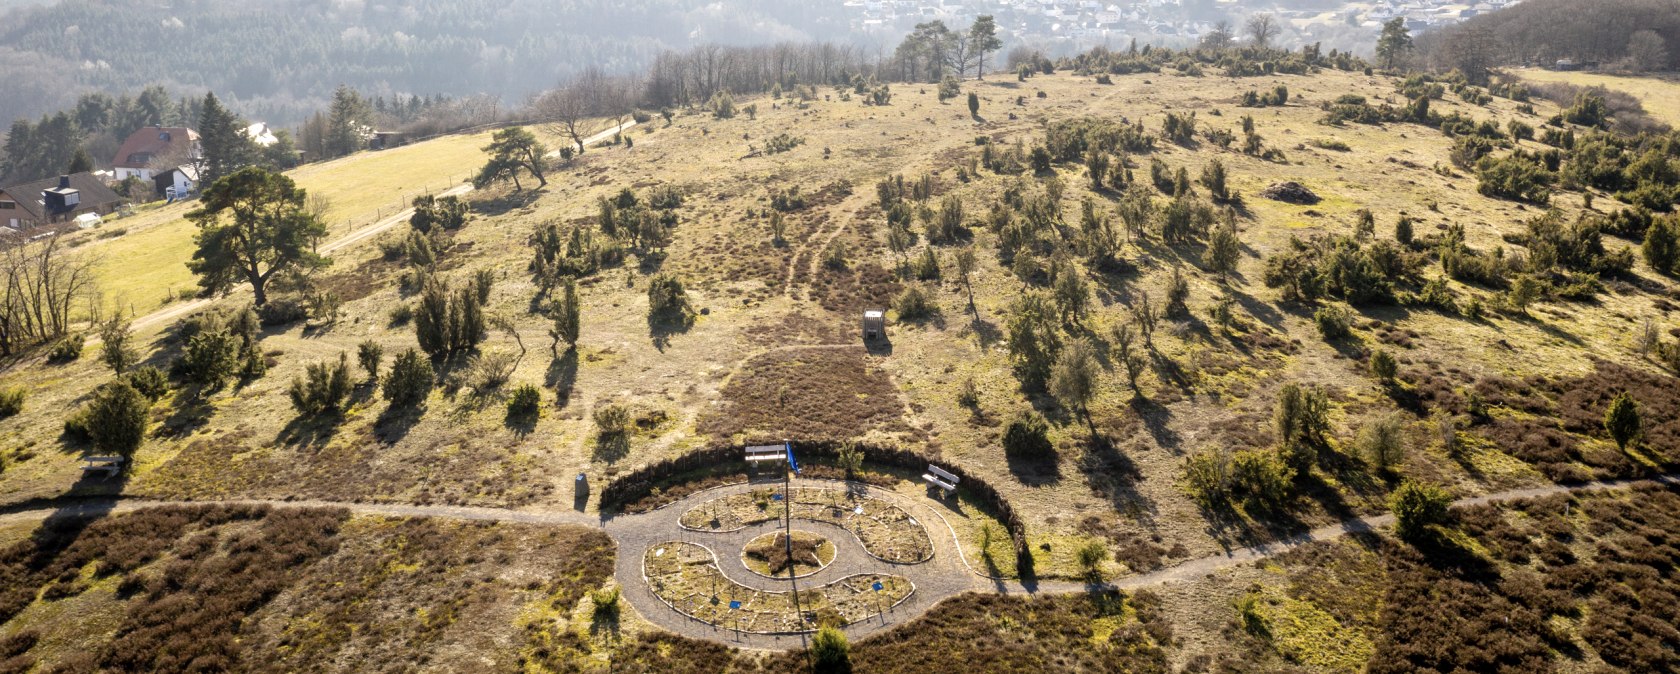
[0,506,612,673]
[698,346,913,443]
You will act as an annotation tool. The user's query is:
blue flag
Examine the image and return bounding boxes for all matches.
[786,443,800,474]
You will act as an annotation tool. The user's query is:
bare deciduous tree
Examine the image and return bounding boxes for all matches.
[0,236,99,355]
[1246,14,1281,50]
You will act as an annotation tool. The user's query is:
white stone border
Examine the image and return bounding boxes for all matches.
[640,540,918,635]
[676,485,935,564]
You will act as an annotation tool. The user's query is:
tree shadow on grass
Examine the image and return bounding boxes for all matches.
[648,311,693,353]
[1079,434,1152,521]
[1316,448,1389,513]
[1227,287,1290,332]
[963,315,1002,349]
[60,458,133,499]
[1295,468,1360,522]
[546,350,578,408]
[1005,448,1062,486]
[373,404,424,444]
[594,431,630,463]
[469,189,541,218]
[864,335,895,357]
[1412,527,1498,579]
[157,388,217,440]
[276,412,344,450]
[1199,499,1313,551]
[1128,396,1182,453]
[504,408,537,437]
[1147,350,1195,402]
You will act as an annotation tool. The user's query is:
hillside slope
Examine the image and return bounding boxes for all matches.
[0,62,1678,671]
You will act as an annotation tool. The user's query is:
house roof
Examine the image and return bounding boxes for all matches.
[111,126,200,169]
[0,172,123,220]
[245,122,279,147]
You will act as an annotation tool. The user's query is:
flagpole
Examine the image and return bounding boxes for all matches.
[784,439,802,629]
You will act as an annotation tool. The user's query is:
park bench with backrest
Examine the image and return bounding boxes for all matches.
[745,445,787,463]
[81,455,125,477]
[922,464,959,496]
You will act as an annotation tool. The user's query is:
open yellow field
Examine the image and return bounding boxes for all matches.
[1513,67,1680,126]
[72,130,493,316]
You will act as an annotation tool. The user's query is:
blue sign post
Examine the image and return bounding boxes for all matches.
[729,600,742,638]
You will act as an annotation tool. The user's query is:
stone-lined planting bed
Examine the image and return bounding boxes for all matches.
[678,487,933,563]
[642,541,914,634]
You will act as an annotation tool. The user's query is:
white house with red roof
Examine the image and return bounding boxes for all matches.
[111,126,201,182]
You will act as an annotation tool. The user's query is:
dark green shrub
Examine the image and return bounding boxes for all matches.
[1275,382,1331,470]
[288,353,352,416]
[1604,391,1641,450]
[99,319,136,373]
[414,280,486,356]
[1390,480,1451,542]
[1184,448,1232,508]
[811,625,850,672]
[590,587,621,623]
[80,381,150,457]
[823,242,849,270]
[646,274,692,323]
[1314,305,1353,340]
[894,285,936,321]
[388,303,414,326]
[1643,216,1679,275]
[1002,410,1053,458]
[507,383,542,421]
[178,328,241,390]
[46,336,82,364]
[382,348,434,408]
[123,366,171,401]
[1476,155,1553,204]
[1371,349,1398,383]
[409,194,469,233]
[1358,413,1408,473]
[1232,448,1294,511]
[913,247,940,280]
[357,341,384,382]
[0,387,23,418]
[938,76,960,101]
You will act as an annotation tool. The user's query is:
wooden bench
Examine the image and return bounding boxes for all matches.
[745,445,787,463]
[81,455,125,477]
[922,464,959,496]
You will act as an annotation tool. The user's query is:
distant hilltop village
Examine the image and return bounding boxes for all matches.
[844,0,1522,47]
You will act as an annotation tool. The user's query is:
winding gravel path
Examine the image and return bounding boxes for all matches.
[0,474,1673,650]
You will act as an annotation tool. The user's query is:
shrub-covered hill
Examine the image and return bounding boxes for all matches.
[0,53,1678,669]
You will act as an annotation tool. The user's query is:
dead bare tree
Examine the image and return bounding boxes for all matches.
[535,85,592,157]
[0,236,99,355]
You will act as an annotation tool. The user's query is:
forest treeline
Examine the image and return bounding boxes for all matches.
[1419,0,1680,75]
[0,0,849,129]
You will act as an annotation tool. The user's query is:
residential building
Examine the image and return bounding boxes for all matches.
[152,164,201,200]
[111,126,201,182]
[0,173,125,231]
[246,122,280,148]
